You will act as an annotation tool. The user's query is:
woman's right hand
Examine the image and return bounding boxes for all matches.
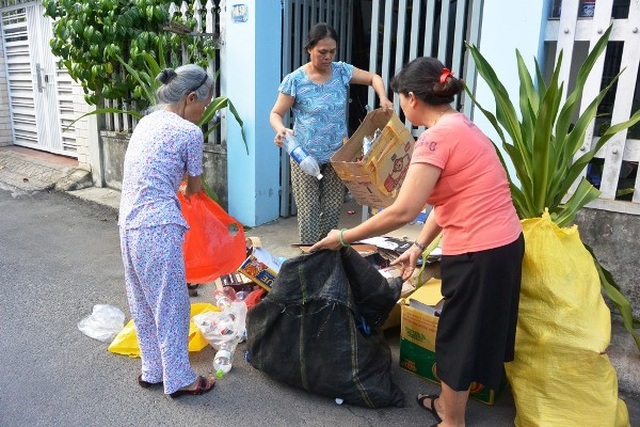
[274,128,293,147]
[390,245,423,281]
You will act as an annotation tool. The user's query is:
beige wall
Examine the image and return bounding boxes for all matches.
[70,82,93,168]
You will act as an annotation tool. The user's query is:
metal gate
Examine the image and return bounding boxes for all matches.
[546,0,640,211]
[367,0,482,135]
[0,1,77,156]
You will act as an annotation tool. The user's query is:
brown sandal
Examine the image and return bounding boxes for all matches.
[169,376,215,398]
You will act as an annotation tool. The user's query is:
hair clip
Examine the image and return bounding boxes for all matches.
[440,68,454,84]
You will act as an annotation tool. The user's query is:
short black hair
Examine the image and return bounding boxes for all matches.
[304,23,339,51]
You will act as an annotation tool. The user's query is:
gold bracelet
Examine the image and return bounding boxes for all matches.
[339,228,350,248]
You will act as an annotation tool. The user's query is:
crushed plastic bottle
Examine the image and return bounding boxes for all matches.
[282,133,323,180]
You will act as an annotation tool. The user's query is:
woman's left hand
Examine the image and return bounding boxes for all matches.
[310,229,342,252]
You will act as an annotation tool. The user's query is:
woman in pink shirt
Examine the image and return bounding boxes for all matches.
[311,57,524,426]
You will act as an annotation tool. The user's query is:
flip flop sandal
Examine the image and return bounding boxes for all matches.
[169,376,216,399]
[417,393,443,424]
[137,374,163,389]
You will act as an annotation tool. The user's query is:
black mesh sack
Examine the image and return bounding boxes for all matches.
[246,247,405,408]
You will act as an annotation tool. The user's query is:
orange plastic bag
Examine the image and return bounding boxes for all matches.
[178,191,246,283]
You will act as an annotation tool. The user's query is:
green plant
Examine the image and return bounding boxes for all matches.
[105,41,245,147]
[466,26,640,350]
[66,39,246,148]
[43,0,213,108]
[66,37,247,201]
[44,0,247,201]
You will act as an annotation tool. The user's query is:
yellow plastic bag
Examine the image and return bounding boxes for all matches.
[505,214,629,427]
[108,303,219,358]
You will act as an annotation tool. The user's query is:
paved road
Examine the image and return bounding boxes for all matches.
[0,188,638,427]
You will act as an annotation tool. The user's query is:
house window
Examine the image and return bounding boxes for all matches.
[550,0,630,19]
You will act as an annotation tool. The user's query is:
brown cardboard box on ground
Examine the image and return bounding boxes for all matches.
[379,261,441,330]
[331,108,415,208]
[399,278,508,405]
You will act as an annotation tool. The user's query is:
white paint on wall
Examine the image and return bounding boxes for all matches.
[471,0,548,181]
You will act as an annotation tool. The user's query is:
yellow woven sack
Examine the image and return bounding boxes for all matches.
[108,302,218,358]
[505,214,629,427]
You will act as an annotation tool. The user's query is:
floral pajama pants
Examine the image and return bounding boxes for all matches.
[119,224,197,394]
[290,159,346,244]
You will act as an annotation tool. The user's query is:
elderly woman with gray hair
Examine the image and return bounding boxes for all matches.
[118,64,216,398]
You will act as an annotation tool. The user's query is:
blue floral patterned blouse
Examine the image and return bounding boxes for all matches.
[119,109,203,230]
[278,61,354,163]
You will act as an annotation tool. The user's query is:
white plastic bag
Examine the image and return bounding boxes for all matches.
[192,301,247,350]
[78,304,125,343]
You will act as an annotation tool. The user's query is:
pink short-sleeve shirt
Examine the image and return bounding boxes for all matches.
[411,112,521,255]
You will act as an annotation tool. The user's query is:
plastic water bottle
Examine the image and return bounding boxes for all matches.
[210,287,248,378]
[213,342,234,378]
[213,287,238,310]
[282,134,323,180]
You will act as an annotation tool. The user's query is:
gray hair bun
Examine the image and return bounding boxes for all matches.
[157,68,177,84]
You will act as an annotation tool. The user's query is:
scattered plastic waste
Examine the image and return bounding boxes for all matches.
[213,287,238,310]
[335,398,344,405]
[192,287,248,378]
[77,304,125,343]
[236,290,250,301]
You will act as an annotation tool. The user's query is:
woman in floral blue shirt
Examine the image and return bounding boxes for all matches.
[270,23,393,244]
[119,64,216,398]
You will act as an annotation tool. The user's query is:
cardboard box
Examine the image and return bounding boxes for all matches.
[215,272,256,294]
[380,262,442,330]
[331,108,415,208]
[237,237,283,292]
[399,279,507,405]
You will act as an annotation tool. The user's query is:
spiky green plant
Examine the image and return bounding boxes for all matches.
[465,26,640,350]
